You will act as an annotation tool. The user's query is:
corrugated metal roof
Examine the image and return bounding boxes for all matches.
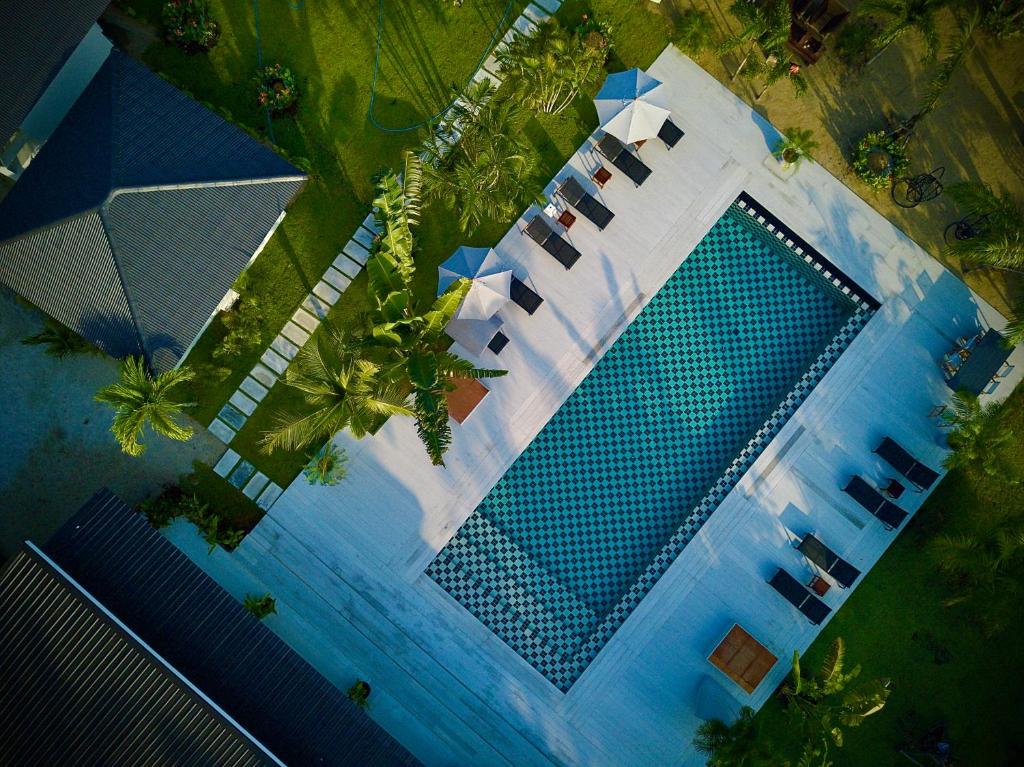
[0,546,278,767]
[45,489,422,767]
[0,50,307,371]
[0,0,110,143]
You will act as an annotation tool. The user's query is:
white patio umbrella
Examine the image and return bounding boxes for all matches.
[446,316,504,357]
[594,68,670,145]
[438,246,512,321]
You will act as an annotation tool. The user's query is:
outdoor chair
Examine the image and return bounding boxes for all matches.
[797,533,861,588]
[658,118,684,149]
[557,177,615,230]
[523,215,582,269]
[595,134,652,186]
[842,476,908,530]
[510,276,543,315]
[873,437,939,490]
[768,568,831,625]
[487,331,509,355]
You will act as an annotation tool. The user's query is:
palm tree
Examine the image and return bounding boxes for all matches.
[421,80,538,233]
[94,356,196,456]
[784,638,890,747]
[693,706,771,766]
[944,182,1024,273]
[942,390,1014,477]
[773,127,819,169]
[260,329,412,454]
[496,19,606,115]
[720,0,791,81]
[861,0,946,65]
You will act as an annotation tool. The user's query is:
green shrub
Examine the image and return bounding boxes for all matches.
[347,680,371,708]
[161,0,221,53]
[672,9,716,56]
[255,64,300,116]
[852,130,909,190]
[243,593,277,619]
[136,476,246,551]
[21,317,101,359]
[214,298,265,360]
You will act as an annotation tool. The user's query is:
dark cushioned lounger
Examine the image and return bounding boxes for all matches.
[510,276,543,315]
[658,118,684,148]
[797,533,861,588]
[557,177,615,230]
[524,215,581,269]
[596,134,652,186]
[843,476,908,530]
[487,331,509,355]
[769,568,831,625]
[874,437,939,490]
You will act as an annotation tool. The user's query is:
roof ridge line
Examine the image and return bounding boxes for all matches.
[97,203,148,364]
[107,175,308,200]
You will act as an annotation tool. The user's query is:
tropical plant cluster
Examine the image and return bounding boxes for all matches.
[255,63,300,115]
[243,593,277,619]
[161,0,220,53]
[262,154,506,466]
[137,480,246,552]
[851,130,910,190]
[215,297,265,360]
[303,442,349,486]
[720,0,808,99]
[21,317,100,359]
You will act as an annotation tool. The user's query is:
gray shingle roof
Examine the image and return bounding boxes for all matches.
[0,0,110,143]
[45,490,422,767]
[0,50,306,371]
[0,546,280,767]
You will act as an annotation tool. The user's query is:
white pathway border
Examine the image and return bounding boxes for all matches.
[179,48,1023,767]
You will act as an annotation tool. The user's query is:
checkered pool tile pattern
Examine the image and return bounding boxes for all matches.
[427,197,877,691]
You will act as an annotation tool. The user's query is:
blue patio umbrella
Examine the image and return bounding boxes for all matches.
[594,68,670,144]
[437,246,512,320]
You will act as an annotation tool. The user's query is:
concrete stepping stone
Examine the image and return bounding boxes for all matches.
[256,482,284,511]
[213,449,241,478]
[239,375,269,402]
[312,280,341,305]
[271,334,300,360]
[321,267,351,292]
[208,418,236,444]
[351,226,375,252]
[472,68,501,87]
[332,254,360,279]
[217,402,248,430]
[533,0,561,14]
[360,212,379,233]
[229,390,258,416]
[301,294,331,319]
[261,347,290,375]
[250,362,278,388]
[228,460,256,490]
[243,471,271,500]
[290,308,320,334]
[523,5,550,26]
[482,52,502,78]
[343,240,370,266]
[280,320,310,347]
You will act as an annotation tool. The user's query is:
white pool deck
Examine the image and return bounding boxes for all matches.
[183,48,1023,766]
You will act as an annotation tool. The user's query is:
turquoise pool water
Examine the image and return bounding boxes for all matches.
[427,196,875,690]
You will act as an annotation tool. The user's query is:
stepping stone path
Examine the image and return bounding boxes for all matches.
[202,2,562,511]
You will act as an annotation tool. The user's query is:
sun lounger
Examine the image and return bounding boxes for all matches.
[874,437,939,490]
[510,276,543,315]
[595,134,652,186]
[768,568,831,625]
[557,177,615,229]
[797,533,861,588]
[487,331,509,355]
[658,118,684,149]
[524,215,582,269]
[843,476,908,530]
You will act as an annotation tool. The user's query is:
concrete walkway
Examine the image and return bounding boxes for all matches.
[0,289,222,558]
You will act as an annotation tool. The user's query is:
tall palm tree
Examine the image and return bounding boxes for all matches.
[496,19,606,115]
[260,330,412,454]
[421,81,537,233]
[942,390,1014,477]
[94,356,196,456]
[944,182,1024,273]
[719,0,791,81]
[861,0,946,65]
[693,706,771,766]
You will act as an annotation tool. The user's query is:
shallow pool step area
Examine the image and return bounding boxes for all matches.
[206,212,382,447]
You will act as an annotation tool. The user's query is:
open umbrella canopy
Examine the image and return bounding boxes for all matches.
[438,246,512,321]
[594,68,670,145]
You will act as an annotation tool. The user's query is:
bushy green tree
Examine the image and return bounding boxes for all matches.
[693,706,773,766]
[942,390,1014,477]
[720,0,806,97]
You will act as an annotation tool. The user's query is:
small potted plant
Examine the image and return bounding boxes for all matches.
[243,593,277,620]
[852,130,909,190]
[347,679,371,708]
[255,63,300,116]
[772,127,819,171]
[303,443,348,486]
[161,0,221,53]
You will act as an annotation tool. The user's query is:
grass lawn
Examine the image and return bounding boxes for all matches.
[755,386,1024,766]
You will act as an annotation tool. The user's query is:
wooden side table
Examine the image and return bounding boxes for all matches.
[809,575,830,597]
[593,166,612,188]
[557,209,577,230]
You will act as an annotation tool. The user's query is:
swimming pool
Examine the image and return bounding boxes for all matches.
[427,194,878,691]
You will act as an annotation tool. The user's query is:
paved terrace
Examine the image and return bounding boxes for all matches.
[181,48,1024,766]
